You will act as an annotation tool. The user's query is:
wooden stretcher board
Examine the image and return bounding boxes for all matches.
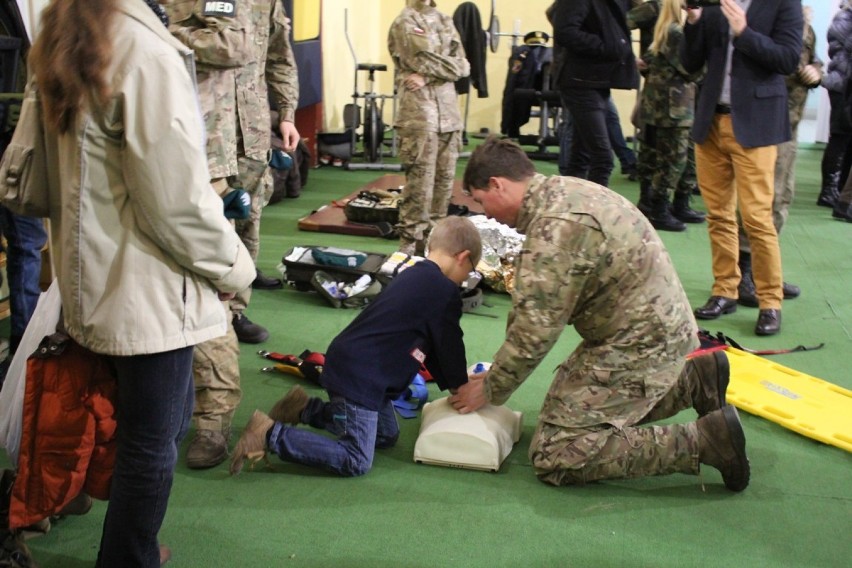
[297,174,483,236]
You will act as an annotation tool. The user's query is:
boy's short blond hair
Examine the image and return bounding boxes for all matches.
[427,216,483,267]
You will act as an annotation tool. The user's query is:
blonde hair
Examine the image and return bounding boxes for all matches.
[649,0,685,56]
[428,216,483,268]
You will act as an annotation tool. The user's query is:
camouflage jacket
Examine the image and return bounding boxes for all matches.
[161,0,247,178]
[639,24,702,128]
[388,3,469,133]
[484,174,698,406]
[786,23,822,126]
[626,0,659,57]
[163,0,299,166]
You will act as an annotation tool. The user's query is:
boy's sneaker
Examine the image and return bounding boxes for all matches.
[269,385,309,425]
[230,411,274,475]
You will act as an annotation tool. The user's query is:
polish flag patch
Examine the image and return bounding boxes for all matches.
[410,347,426,363]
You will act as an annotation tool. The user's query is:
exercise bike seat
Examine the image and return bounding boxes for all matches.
[357,63,387,73]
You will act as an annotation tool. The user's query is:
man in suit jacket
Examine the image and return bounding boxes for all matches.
[680,0,802,336]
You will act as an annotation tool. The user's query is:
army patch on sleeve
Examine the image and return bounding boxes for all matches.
[202,0,237,17]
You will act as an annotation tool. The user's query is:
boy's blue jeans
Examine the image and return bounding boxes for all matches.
[266,394,400,477]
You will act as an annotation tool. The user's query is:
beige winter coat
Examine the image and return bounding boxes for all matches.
[44,0,255,356]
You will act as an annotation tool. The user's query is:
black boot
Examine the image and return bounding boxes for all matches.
[737,252,758,307]
[833,200,852,222]
[648,197,686,232]
[637,179,653,216]
[671,193,706,223]
[817,172,840,208]
[1,470,38,568]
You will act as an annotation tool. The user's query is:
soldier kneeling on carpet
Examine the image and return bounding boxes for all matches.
[230,216,481,477]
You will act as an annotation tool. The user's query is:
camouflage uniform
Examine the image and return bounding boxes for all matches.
[161,0,297,439]
[740,21,822,255]
[230,0,298,314]
[626,0,660,192]
[638,23,701,205]
[482,174,701,485]
[626,0,659,57]
[388,0,469,253]
[162,0,247,436]
[772,22,822,231]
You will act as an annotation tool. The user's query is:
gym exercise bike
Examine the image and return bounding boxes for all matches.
[342,10,400,172]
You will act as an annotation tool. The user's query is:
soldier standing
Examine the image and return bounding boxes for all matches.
[161,0,299,468]
[450,137,750,491]
[637,0,705,232]
[388,0,469,255]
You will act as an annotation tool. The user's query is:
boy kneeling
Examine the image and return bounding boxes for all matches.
[230,216,482,477]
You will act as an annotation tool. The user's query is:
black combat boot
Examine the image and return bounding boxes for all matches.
[739,251,800,305]
[636,179,653,216]
[1,470,38,568]
[833,199,852,222]
[737,252,758,308]
[817,172,840,208]
[648,197,686,232]
[671,193,706,223]
[697,406,750,492]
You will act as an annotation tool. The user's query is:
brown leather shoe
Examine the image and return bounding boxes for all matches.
[269,384,309,425]
[230,410,274,476]
[694,296,737,320]
[684,351,729,416]
[697,405,750,491]
[755,309,781,336]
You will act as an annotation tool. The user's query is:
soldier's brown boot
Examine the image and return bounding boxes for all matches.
[230,411,274,476]
[685,351,729,416]
[269,384,309,425]
[186,429,228,469]
[697,405,750,491]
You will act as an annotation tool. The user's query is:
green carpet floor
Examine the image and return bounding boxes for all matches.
[14,142,852,567]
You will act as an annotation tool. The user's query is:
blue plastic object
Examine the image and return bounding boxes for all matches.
[393,373,429,419]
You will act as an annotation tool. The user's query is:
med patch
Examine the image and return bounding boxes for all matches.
[202,0,237,17]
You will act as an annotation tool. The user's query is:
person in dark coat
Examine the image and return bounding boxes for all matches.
[549,0,639,188]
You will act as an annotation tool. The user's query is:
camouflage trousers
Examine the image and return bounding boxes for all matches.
[192,305,242,433]
[396,128,461,251]
[771,137,797,232]
[638,124,697,201]
[740,135,798,255]
[230,155,271,313]
[530,356,700,486]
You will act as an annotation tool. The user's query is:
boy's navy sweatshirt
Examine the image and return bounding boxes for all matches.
[320,259,469,411]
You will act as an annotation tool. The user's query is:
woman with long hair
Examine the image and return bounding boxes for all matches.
[637,0,705,232]
[28,0,255,565]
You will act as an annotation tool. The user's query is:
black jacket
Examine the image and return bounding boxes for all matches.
[680,1,802,148]
[320,260,468,411]
[550,0,638,91]
[453,1,488,98]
